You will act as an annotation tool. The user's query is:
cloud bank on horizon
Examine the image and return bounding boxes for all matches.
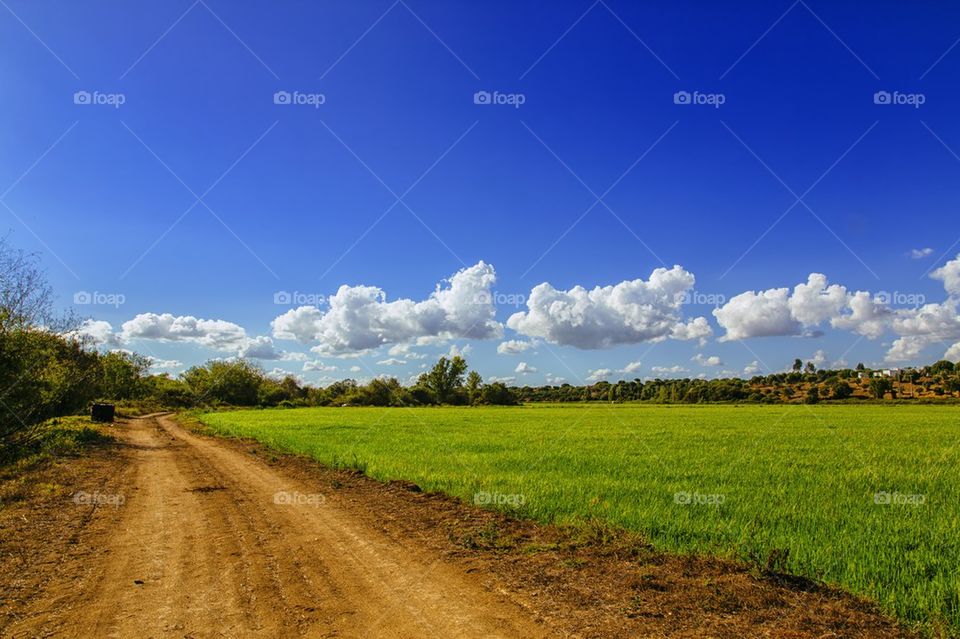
[68,254,960,379]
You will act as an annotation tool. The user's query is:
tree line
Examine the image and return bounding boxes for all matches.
[4,236,960,459]
[513,360,960,404]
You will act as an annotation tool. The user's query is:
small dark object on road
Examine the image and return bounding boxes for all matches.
[91,403,115,423]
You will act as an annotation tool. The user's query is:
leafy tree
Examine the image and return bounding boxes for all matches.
[792,358,803,373]
[804,362,817,374]
[827,379,853,399]
[98,350,151,400]
[0,239,95,455]
[804,386,820,404]
[418,356,468,404]
[943,377,960,397]
[465,370,483,404]
[869,377,893,399]
[0,236,60,331]
[928,360,955,375]
[479,382,518,405]
[182,359,264,406]
[143,374,194,408]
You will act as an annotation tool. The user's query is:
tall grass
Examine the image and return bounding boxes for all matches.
[199,404,960,633]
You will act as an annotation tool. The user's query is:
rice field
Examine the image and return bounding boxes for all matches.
[198,404,960,633]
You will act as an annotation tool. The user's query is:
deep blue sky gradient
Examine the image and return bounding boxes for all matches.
[2,1,959,382]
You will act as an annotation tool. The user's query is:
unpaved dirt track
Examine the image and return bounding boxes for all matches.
[10,415,548,638]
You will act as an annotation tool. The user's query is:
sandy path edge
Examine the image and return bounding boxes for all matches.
[8,414,549,639]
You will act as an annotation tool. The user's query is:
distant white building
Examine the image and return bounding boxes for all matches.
[873,369,900,378]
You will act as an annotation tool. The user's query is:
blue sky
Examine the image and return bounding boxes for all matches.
[3,0,960,385]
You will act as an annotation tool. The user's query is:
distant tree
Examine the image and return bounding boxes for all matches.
[827,380,853,399]
[928,360,955,375]
[855,362,865,372]
[944,377,960,397]
[792,358,803,373]
[804,386,820,404]
[419,356,468,404]
[479,382,518,405]
[0,238,95,454]
[347,377,400,406]
[465,370,483,404]
[869,377,893,400]
[143,374,194,408]
[98,350,151,400]
[0,235,60,331]
[804,362,817,374]
[182,359,264,406]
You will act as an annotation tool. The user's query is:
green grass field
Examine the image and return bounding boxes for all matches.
[198,404,960,633]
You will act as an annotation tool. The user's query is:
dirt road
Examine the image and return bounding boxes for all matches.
[10,415,547,638]
[4,415,918,639]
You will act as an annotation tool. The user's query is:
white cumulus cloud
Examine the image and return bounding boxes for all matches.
[272,261,501,354]
[692,354,722,366]
[651,365,689,375]
[65,319,120,347]
[515,361,537,374]
[945,342,960,362]
[621,360,642,373]
[148,358,182,371]
[713,287,798,341]
[238,336,282,360]
[497,339,533,355]
[507,266,711,349]
[388,343,427,359]
[586,368,612,382]
[303,360,337,372]
[932,258,960,297]
[121,313,248,351]
[715,274,887,341]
